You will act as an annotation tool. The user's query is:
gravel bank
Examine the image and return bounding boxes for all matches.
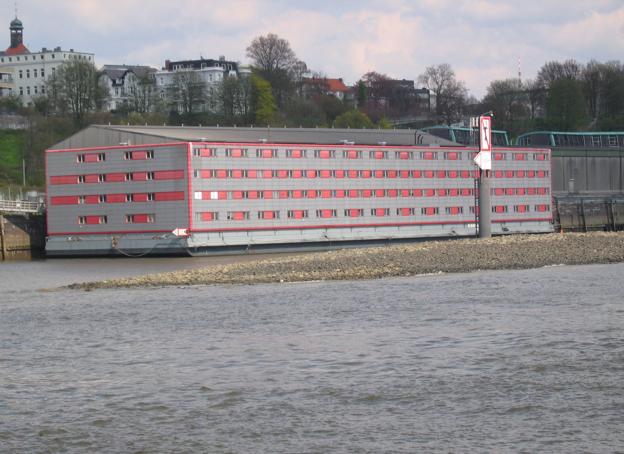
[69,232,624,290]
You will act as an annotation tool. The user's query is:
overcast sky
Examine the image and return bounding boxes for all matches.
[5,0,624,97]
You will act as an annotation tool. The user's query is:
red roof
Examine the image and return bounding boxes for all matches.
[4,43,30,55]
[326,78,348,92]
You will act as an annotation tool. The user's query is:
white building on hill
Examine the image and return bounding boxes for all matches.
[0,16,94,106]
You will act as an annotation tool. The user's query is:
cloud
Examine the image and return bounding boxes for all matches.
[8,0,624,98]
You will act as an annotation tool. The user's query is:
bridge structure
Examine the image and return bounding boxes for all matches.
[0,199,43,214]
[387,115,433,128]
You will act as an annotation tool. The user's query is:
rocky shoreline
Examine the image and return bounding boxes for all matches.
[66,232,624,290]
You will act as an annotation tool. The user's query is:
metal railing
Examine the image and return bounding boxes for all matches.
[0,199,43,214]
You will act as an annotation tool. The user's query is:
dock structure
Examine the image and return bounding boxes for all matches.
[0,200,45,260]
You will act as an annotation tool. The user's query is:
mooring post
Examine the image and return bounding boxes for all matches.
[478,169,492,238]
[0,214,6,261]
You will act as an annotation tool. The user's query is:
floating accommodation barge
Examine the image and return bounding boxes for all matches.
[45,126,553,256]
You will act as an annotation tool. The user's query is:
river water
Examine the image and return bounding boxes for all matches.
[1,259,624,453]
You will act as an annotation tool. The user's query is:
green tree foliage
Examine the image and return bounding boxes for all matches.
[251,74,276,125]
[546,78,588,131]
[317,95,347,124]
[280,98,326,127]
[333,110,374,129]
[356,80,367,108]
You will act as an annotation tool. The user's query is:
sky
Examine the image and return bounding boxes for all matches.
[4,0,624,98]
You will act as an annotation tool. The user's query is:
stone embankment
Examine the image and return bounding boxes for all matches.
[70,232,624,290]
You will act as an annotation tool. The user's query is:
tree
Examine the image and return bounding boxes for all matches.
[599,61,624,121]
[537,60,582,89]
[246,33,305,107]
[582,60,603,120]
[334,110,374,129]
[251,74,276,125]
[356,80,367,108]
[45,59,104,126]
[546,78,588,131]
[246,33,298,78]
[129,74,158,114]
[524,78,547,120]
[481,79,528,136]
[281,98,326,127]
[359,71,392,108]
[218,75,253,125]
[167,71,207,115]
[418,64,468,125]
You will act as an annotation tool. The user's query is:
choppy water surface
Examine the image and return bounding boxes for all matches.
[1,260,624,453]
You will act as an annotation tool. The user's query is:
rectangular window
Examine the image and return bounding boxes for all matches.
[445,206,463,215]
[226,148,247,157]
[258,210,279,220]
[514,205,529,213]
[444,152,460,160]
[397,207,413,216]
[493,205,508,213]
[80,215,107,225]
[193,147,215,157]
[535,204,551,212]
[397,151,412,160]
[493,152,506,161]
[344,150,362,159]
[315,149,335,159]
[513,153,527,161]
[227,211,250,221]
[370,150,387,160]
[286,149,305,158]
[316,209,337,218]
[420,151,437,160]
[344,208,362,217]
[196,212,219,221]
[421,207,439,215]
[287,210,308,219]
[257,148,277,158]
[125,214,155,224]
[371,208,390,217]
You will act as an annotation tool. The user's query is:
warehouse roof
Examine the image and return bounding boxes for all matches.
[50,125,461,150]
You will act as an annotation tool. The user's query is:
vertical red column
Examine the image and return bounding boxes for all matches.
[187,143,194,233]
